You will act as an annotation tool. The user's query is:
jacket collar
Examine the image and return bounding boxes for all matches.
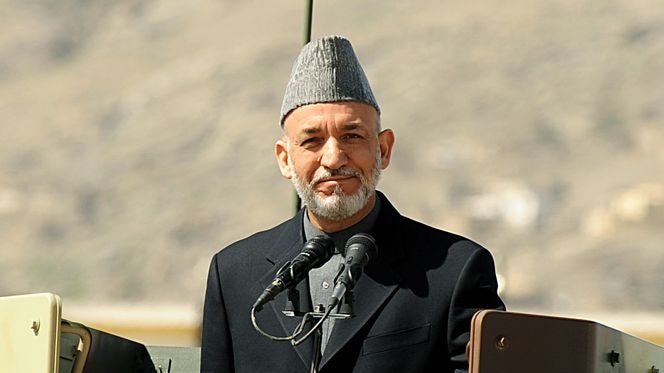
[258,191,406,370]
[263,191,405,264]
[258,208,314,370]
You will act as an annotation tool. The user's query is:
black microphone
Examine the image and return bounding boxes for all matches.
[253,235,335,311]
[328,233,377,308]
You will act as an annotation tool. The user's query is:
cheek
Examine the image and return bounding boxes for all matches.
[351,149,379,171]
[290,156,318,181]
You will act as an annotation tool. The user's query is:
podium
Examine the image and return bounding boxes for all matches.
[0,293,62,373]
[469,310,664,373]
[0,293,200,373]
[7,293,662,373]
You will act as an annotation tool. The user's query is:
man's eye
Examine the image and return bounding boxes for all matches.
[343,133,364,141]
[301,138,321,146]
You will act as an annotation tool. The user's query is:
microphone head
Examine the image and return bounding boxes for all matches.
[302,235,335,268]
[344,233,377,264]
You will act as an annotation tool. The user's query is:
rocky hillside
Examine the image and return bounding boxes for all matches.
[1,0,663,315]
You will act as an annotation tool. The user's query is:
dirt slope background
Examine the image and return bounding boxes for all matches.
[1,0,663,324]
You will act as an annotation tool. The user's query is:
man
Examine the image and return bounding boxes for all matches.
[201,35,505,373]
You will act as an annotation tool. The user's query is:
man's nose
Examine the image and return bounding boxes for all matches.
[320,139,347,169]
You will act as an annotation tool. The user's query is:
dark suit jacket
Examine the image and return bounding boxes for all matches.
[201,192,505,373]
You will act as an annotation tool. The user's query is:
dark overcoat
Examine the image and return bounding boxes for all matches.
[201,192,505,373]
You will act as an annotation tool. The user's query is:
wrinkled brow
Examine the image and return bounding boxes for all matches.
[299,122,363,134]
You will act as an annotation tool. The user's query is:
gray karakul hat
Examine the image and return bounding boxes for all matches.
[280,35,380,126]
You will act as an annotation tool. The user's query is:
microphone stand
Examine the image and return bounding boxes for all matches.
[282,288,355,373]
[311,319,322,373]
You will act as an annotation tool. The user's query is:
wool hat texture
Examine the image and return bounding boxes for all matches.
[280,35,380,126]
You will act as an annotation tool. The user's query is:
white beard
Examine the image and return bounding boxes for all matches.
[288,150,382,221]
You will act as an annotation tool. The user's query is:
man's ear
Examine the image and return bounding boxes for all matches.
[275,139,293,179]
[378,129,395,170]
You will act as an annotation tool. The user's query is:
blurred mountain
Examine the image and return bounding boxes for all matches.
[1,0,663,314]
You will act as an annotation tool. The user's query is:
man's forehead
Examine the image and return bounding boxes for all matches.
[283,102,378,133]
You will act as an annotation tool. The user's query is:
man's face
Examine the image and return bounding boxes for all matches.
[276,102,394,226]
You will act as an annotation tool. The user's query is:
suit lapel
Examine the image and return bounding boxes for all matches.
[256,209,317,371]
[254,192,406,371]
[319,258,402,367]
[319,192,406,368]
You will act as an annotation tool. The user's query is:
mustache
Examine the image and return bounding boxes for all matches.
[311,167,363,184]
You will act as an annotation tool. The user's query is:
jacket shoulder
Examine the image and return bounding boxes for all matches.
[399,214,488,253]
[212,215,299,263]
